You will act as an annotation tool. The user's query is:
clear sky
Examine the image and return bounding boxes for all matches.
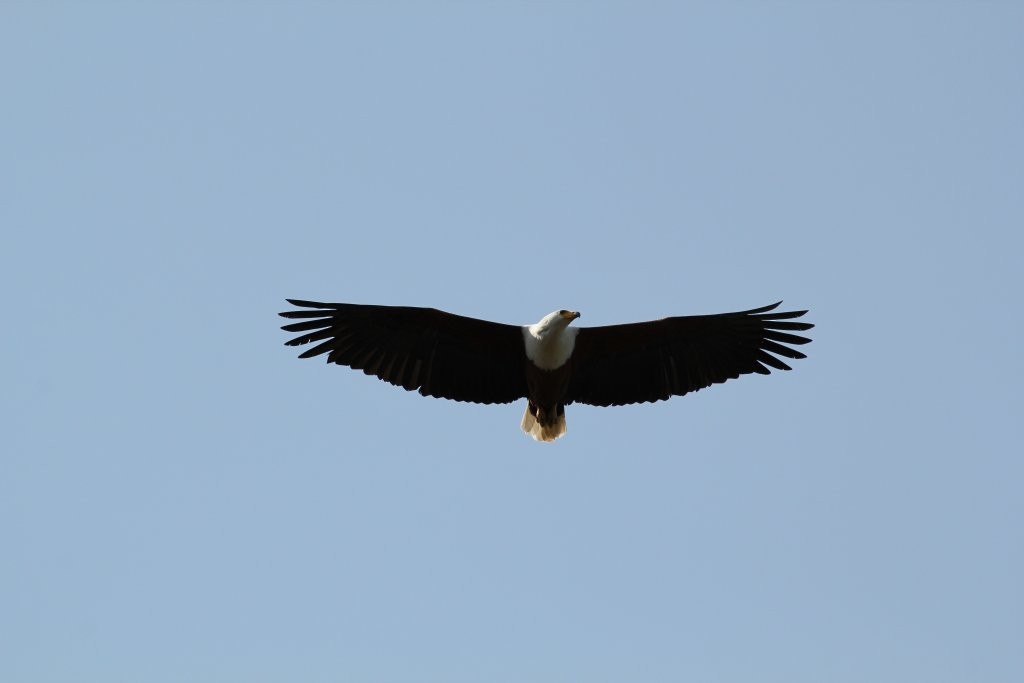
[3,2,1022,681]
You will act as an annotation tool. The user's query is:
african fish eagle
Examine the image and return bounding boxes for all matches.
[279,300,813,441]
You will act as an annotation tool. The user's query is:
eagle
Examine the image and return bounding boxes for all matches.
[279,299,813,442]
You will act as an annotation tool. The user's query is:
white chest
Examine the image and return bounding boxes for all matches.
[522,325,578,370]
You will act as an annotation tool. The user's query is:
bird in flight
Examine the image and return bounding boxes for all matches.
[279,300,813,441]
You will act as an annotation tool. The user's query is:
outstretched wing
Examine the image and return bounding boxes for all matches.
[279,300,528,404]
[567,302,813,407]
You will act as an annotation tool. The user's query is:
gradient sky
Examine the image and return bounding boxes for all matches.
[3,2,1022,682]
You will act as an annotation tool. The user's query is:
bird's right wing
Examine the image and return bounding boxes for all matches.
[567,302,813,407]
[279,300,529,404]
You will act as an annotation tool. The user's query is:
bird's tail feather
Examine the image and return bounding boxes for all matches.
[521,403,567,442]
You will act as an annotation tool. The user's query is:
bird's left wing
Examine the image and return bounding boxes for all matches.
[279,300,528,404]
[567,302,813,407]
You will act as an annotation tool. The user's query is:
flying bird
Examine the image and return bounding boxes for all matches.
[279,299,813,442]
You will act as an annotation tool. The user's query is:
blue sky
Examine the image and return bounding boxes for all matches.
[3,2,1022,681]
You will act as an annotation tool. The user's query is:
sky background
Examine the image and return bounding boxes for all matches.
[3,2,1022,681]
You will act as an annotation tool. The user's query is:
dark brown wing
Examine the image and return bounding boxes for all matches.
[279,300,528,404]
[567,302,813,407]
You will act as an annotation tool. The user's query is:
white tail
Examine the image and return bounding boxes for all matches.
[521,404,567,442]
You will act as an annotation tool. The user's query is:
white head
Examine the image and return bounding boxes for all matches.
[523,309,581,370]
[530,309,581,337]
